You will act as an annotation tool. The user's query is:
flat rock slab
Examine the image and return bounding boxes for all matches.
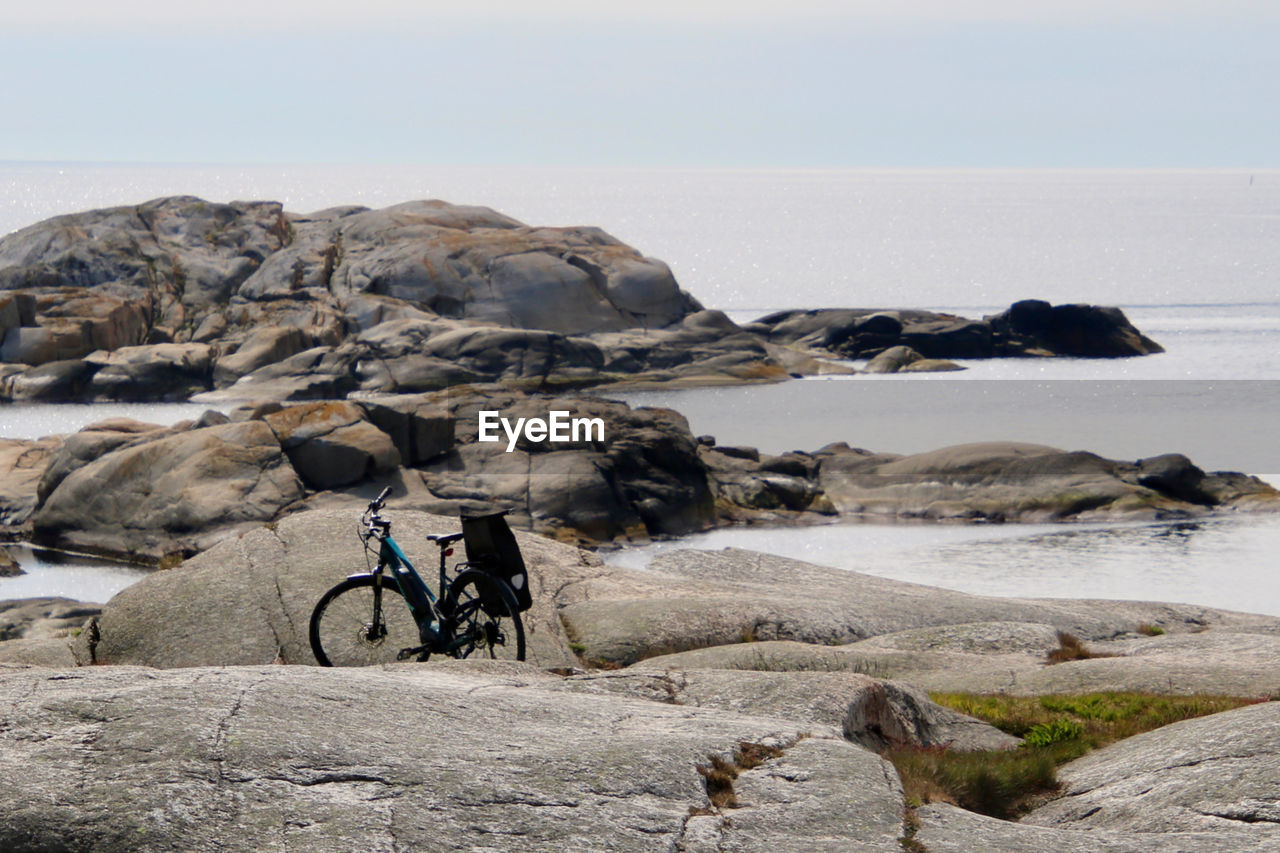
[915,802,1280,853]
[555,669,1018,752]
[1024,701,1280,836]
[0,664,908,853]
[570,547,1280,666]
[632,628,1280,698]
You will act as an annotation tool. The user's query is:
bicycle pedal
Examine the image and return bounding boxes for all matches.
[396,645,429,661]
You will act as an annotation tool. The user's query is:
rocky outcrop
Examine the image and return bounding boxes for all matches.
[815,440,1280,522]
[3,197,793,403]
[0,663,910,853]
[10,390,1280,563]
[2,199,1168,405]
[752,300,1163,361]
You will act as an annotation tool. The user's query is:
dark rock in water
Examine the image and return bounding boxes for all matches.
[1135,453,1211,504]
[988,299,1164,357]
[755,300,1163,361]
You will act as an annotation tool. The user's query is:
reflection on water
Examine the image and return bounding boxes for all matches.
[605,513,1280,618]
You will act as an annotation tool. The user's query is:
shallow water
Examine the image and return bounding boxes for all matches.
[0,546,151,604]
[605,512,1280,618]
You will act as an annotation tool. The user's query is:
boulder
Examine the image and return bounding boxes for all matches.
[864,345,923,373]
[212,324,312,384]
[0,597,100,642]
[32,420,305,561]
[82,342,214,401]
[196,344,362,402]
[0,550,20,577]
[263,401,400,490]
[0,664,907,853]
[0,437,59,526]
[424,390,716,541]
[35,418,168,504]
[990,299,1164,357]
[1,358,99,402]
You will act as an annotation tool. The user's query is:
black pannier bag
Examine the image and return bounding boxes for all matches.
[460,510,533,612]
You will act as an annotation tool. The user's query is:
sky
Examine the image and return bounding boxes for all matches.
[0,1,1277,166]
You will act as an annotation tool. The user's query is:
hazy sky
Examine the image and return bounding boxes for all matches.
[2,1,1276,166]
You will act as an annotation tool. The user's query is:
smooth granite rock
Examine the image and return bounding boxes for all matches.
[0,663,908,853]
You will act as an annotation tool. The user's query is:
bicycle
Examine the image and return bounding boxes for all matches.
[309,488,528,666]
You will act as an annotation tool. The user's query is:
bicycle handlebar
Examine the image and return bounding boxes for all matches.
[369,486,392,512]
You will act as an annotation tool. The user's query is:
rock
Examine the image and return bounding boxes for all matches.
[196,344,362,402]
[0,597,101,641]
[263,401,400,490]
[0,664,907,852]
[212,324,312,384]
[82,342,214,401]
[35,417,168,504]
[1136,453,1210,504]
[1023,701,1280,839]
[32,420,305,561]
[71,507,581,669]
[989,299,1164,357]
[572,548,1280,667]
[556,669,1018,753]
[423,390,716,541]
[0,436,60,526]
[755,301,1163,361]
[699,446,832,516]
[1,358,99,401]
[357,398,455,466]
[633,622,1280,698]
[814,441,1263,522]
[915,801,1278,853]
[900,357,965,372]
[0,550,22,577]
[864,345,923,373]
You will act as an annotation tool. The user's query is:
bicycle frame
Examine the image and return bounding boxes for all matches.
[354,508,479,657]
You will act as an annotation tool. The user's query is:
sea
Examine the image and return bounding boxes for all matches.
[2,164,1278,614]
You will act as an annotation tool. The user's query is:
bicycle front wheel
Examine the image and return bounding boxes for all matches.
[442,570,526,662]
[310,575,425,666]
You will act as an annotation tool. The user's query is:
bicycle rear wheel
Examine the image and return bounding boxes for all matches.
[442,569,526,662]
[310,575,425,666]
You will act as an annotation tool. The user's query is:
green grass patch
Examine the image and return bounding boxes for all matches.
[887,691,1264,820]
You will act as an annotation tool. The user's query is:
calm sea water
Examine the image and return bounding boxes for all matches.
[2,165,1278,612]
